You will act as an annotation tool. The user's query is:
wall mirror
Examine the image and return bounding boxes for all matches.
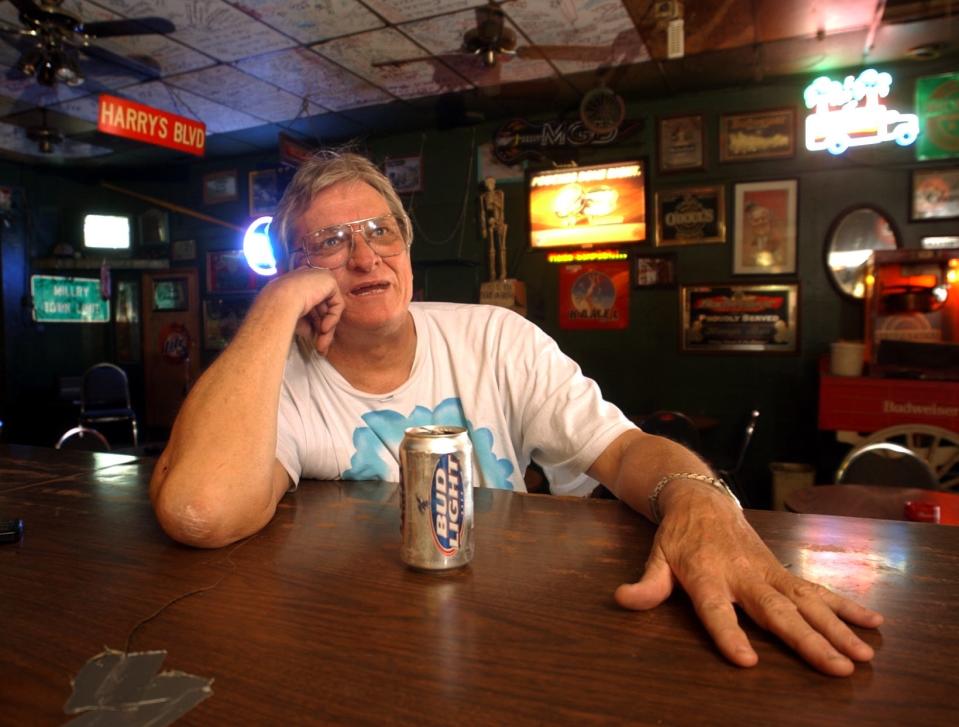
[825,205,900,299]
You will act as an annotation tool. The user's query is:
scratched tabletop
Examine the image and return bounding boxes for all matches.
[1,445,957,726]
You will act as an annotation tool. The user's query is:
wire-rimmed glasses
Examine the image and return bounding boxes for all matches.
[290,213,409,270]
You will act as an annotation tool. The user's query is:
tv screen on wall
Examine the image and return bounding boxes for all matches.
[527,160,646,250]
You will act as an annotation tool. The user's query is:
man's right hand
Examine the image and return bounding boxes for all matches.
[269,266,345,356]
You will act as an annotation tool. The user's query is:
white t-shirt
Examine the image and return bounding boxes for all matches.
[276,302,634,495]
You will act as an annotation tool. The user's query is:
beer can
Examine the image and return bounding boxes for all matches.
[399,425,474,570]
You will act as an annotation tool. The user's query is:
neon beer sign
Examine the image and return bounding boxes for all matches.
[803,68,919,155]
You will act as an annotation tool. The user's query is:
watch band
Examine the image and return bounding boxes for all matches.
[648,472,742,524]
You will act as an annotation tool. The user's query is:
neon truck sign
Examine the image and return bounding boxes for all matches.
[803,68,919,155]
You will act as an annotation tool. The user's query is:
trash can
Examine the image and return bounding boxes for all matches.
[770,462,815,511]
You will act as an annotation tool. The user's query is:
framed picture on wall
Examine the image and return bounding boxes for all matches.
[658,114,705,173]
[171,239,196,262]
[911,168,959,221]
[203,296,255,350]
[206,250,260,293]
[719,108,795,162]
[680,283,799,353]
[634,254,677,288]
[139,208,169,247]
[384,156,423,193]
[249,169,280,216]
[202,170,238,205]
[732,179,797,275]
[654,185,726,246]
[152,277,189,312]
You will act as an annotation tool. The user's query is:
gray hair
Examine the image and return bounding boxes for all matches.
[272,149,412,256]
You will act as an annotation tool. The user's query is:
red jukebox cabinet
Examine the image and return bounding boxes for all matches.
[819,249,959,436]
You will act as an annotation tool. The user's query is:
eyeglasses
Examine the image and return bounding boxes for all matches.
[290,213,409,270]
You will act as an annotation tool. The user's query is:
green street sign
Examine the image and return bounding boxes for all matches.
[31,275,110,323]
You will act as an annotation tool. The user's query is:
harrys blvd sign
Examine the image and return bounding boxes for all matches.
[98,94,206,157]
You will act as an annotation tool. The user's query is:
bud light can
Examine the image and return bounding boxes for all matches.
[399,425,474,570]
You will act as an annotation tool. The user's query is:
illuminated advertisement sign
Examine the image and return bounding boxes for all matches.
[803,68,919,155]
[528,161,646,250]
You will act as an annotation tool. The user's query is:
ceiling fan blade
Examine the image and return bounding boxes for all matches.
[6,0,48,24]
[81,17,176,38]
[371,54,441,68]
[80,43,161,78]
[516,44,615,63]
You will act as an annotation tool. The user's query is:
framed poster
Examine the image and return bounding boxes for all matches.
[202,170,238,205]
[558,261,629,329]
[206,250,260,293]
[635,254,677,288]
[203,297,254,350]
[139,208,169,247]
[719,108,795,162]
[921,236,959,250]
[681,283,799,353]
[384,156,423,193]
[152,277,188,312]
[915,72,959,161]
[658,114,705,173]
[911,168,959,220]
[115,280,141,364]
[249,169,280,216]
[732,180,797,275]
[654,185,726,246]
[171,239,196,262]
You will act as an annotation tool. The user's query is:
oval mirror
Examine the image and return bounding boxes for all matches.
[825,205,900,299]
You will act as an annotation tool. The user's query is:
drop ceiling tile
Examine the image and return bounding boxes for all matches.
[400,11,554,87]
[91,0,295,62]
[223,0,384,43]
[363,1,488,24]
[507,0,648,74]
[165,65,326,123]
[118,81,265,134]
[316,27,471,100]
[45,96,100,125]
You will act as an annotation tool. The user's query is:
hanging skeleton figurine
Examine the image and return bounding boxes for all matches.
[479,176,508,281]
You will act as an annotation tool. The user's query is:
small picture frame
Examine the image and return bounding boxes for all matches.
[171,239,197,262]
[681,283,799,353]
[152,277,189,312]
[249,169,281,217]
[658,114,705,173]
[207,250,260,293]
[655,185,726,246]
[911,168,959,221]
[202,170,238,205]
[732,179,797,275]
[139,208,169,247]
[384,156,423,194]
[719,108,795,162]
[203,296,255,350]
[634,253,677,288]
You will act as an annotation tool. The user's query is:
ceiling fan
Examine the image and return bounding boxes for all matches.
[373,0,524,70]
[0,0,175,87]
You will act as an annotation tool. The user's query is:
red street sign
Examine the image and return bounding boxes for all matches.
[98,94,206,157]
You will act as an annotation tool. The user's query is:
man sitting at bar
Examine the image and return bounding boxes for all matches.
[150,151,882,677]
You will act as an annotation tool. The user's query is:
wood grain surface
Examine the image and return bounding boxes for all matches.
[1,446,957,725]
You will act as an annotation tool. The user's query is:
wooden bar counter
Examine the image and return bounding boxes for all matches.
[1,445,957,725]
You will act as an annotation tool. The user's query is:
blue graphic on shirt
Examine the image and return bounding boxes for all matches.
[342,397,514,489]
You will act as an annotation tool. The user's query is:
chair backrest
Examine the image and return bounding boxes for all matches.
[55,426,111,451]
[640,410,702,452]
[836,442,938,488]
[81,363,131,413]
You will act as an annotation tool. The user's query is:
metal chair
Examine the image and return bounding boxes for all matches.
[55,426,111,451]
[715,409,760,508]
[859,425,959,491]
[639,410,702,453]
[836,442,938,488]
[79,363,138,447]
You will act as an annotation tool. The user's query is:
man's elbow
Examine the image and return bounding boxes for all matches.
[152,489,240,548]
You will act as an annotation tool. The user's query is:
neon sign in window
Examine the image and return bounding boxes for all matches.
[803,68,919,155]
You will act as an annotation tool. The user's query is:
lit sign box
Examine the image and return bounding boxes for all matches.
[803,68,919,155]
[528,161,646,250]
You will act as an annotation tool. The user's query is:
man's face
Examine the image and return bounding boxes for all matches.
[292,180,413,333]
